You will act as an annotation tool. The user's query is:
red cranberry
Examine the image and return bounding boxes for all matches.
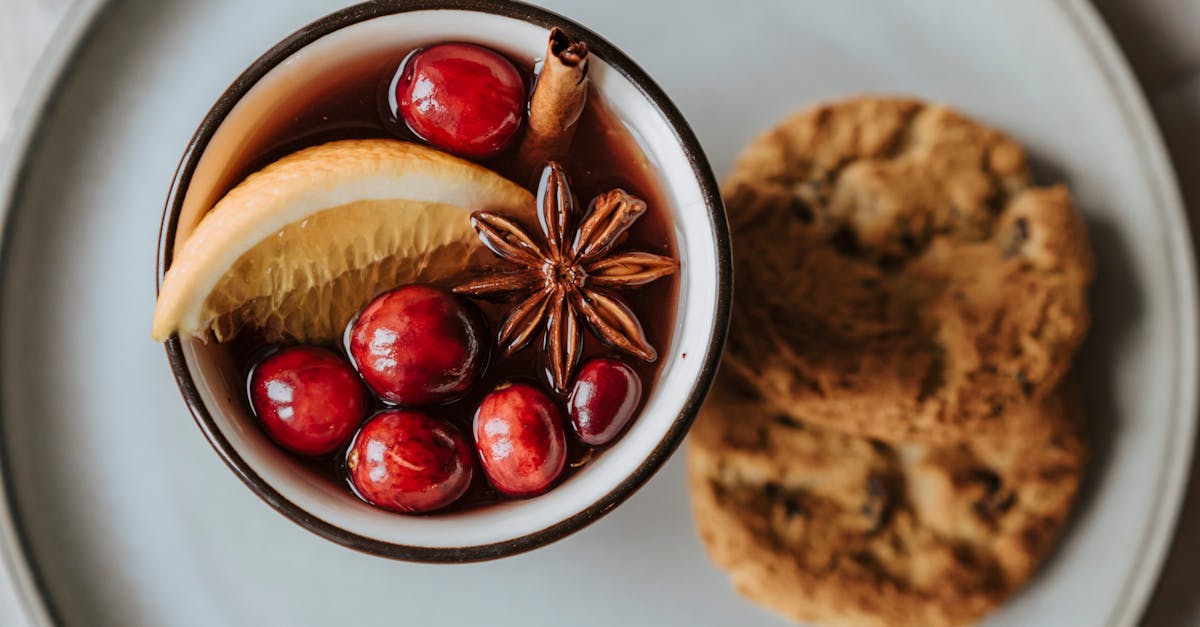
[248,346,369,456]
[392,43,525,158]
[473,382,566,497]
[346,410,473,513]
[348,285,485,406]
[567,357,642,446]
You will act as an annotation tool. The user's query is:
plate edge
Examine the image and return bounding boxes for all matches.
[1055,1,1200,626]
[0,1,114,626]
[0,0,1193,625]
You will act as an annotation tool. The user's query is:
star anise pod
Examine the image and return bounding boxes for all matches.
[454,162,678,393]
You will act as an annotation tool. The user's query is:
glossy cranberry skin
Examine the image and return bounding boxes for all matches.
[567,358,643,446]
[248,346,369,456]
[346,410,473,513]
[473,382,567,497]
[393,43,525,158]
[348,285,485,406]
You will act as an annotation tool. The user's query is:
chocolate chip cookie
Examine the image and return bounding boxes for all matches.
[687,377,1086,627]
[723,97,1094,442]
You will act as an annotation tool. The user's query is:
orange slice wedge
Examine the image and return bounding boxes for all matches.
[151,139,534,343]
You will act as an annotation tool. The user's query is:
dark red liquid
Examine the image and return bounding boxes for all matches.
[223,45,678,513]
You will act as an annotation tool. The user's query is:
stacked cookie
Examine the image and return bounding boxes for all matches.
[688,98,1094,627]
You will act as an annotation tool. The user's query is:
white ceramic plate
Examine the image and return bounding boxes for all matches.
[0,1,1194,626]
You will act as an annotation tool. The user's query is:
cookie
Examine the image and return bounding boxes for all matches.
[722,97,1093,442]
[687,378,1086,627]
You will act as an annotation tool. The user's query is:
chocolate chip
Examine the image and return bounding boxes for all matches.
[1016,371,1033,397]
[861,474,893,534]
[772,415,805,430]
[1003,217,1030,259]
[831,227,860,256]
[916,359,944,403]
[969,469,1001,494]
[1015,217,1030,241]
[763,482,806,519]
[849,550,878,568]
[986,187,1008,214]
[977,493,1016,518]
[788,196,815,224]
[878,254,905,270]
[968,469,1015,519]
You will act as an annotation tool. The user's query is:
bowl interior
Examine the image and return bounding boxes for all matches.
[173,8,722,551]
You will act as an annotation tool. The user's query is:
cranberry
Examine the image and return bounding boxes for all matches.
[567,358,642,446]
[392,43,525,158]
[348,285,486,406]
[473,382,566,497]
[248,346,369,456]
[346,410,473,513]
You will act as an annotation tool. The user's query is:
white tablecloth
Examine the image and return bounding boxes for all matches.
[1,1,1198,626]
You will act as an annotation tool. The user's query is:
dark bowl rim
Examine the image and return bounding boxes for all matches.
[157,0,731,563]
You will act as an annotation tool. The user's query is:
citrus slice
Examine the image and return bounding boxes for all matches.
[151,139,535,343]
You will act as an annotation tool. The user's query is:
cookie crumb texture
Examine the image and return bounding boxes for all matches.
[723,98,1094,443]
[688,381,1086,627]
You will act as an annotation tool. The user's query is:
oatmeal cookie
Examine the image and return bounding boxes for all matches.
[723,97,1093,442]
[687,378,1086,627]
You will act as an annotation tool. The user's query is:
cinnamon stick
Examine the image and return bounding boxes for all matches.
[516,28,589,182]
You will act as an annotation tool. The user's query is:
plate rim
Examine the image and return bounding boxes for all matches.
[1052,2,1199,625]
[0,0,113,625]
[0,0,1194,625]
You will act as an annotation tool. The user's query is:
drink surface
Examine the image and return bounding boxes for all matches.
[221,45,679,511]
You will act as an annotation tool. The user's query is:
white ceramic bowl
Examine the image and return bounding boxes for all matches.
[157,0,729,561]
